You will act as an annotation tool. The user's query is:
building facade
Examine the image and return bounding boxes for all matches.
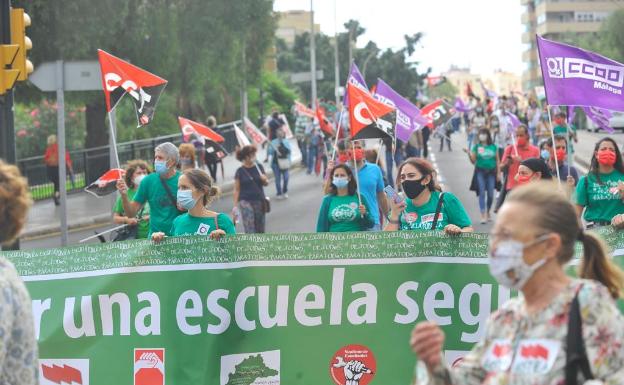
[521,0,624,92]
[276,10,321,47]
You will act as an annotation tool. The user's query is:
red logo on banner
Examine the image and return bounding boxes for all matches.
[329,344,376,385]
[520,344,549,360]
[134,349,165,385]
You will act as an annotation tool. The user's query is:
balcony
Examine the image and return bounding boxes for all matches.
[521,11,535,24]
[536,1,623,14]
[522,31,535,44]
[536,21,603,35]
[522,49,537,63]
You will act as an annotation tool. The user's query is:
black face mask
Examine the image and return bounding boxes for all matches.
[402,177,427,199]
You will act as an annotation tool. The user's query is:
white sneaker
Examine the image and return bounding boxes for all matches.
[276,194,284,200]
[283,193,289,199]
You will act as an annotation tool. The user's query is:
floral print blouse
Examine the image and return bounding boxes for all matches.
[418,279,624,385]
[0,256,38,384]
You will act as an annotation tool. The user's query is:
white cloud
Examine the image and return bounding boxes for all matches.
[274,0,524,76]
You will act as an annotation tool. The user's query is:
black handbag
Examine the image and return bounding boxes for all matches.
[565,288,594,385]
[111,224,138,242]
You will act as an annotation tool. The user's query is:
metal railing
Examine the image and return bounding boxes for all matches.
[18,120,242,201]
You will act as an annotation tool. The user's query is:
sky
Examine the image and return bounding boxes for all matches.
[273,0,525,76]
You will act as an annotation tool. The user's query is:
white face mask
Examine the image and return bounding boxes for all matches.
[488,234,550,290]
[133,174,146,187]
[479,134,488,142]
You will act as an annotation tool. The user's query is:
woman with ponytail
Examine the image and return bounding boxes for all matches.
[410,182,624,384]
[152,169,235,242]
[576,137,624,229]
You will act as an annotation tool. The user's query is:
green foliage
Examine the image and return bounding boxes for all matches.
[426,81,458,102]
[114,93,180,143]
[565,9,624,63]
[248,72,299,124]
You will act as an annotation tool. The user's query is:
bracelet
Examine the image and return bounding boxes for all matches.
[387,216,400,225]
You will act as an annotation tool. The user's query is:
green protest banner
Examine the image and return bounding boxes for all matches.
[5,229,624,385]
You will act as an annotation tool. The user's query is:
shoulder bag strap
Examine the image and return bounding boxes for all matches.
[241,167,266,199]
[159,176,183,213]
[431,192,445,231]
[565,286,594,385]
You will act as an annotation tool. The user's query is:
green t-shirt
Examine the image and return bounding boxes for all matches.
[400,191,472,231]
[472,143,497,170]
[327,195,372,232]
[576,170,624,223]
[171,213,236,236]
[114,188,150,239]
[133,172,182,236]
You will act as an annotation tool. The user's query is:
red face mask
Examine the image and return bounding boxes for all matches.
[517,174,533,185]
[517,137,527,147]
[555,148,566,162]
[554,118,564,126]
[597,150,617,166]
[338,153,349,163]
[352,148,365,161]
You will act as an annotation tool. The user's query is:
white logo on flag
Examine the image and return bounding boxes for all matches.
[545,56,624,89]
[354,102,373,125]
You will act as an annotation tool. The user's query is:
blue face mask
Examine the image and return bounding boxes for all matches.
[333,177,349,189]
[154,160,168,175]
[540,149,550,160]
[177,189,198,210]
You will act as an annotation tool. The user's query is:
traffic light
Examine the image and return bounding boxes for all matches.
[0,44,19,94]
[10,8,32,81]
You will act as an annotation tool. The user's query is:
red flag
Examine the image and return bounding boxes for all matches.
[316,105,335,136]
[85,169,125,198]
[243,117,268,145]
[421,99,453,129]
[97,49,168,127]
[347,83,395,140]
[178,117,225,144]
[294,101,315,118]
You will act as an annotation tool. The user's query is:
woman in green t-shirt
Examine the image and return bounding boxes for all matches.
[316,164,374,232]
[575,137,624,229]
[465,128,499,224]
[152,169,235,242]
[385,158,473,234]
[113,160,151,239]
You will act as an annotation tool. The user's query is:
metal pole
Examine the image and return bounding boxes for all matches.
[241,40,248,124]
[56,60,69,246]
[0,0,18,250]
[333,0,340,105]
[310,0,317,105]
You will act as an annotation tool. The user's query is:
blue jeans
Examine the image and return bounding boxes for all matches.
[271,163,290,195]
[467,132,476,151]
[476,168,496,213]
[306,145,318,174]
[385,147,405,187]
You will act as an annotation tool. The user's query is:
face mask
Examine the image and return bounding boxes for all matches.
[402,177,427,200]
[492,122,499,128]
[154,160,168,175]
[517,137,527,146]
[555,148,566,162]
[338,153,349,163]
[353,148,364,161]
[597,150,617,166]
[554,118,564,126]
[176,189,198,210]
[333,176,349,189]
[488,234,550,290]
[517,173,533,185]
[478,134,487,142]
[180,158,192,166]
[133,174,146,187]
[540,149,550,160]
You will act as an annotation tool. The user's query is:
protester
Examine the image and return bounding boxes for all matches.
[152,168,234,242]
[546,134,579,187]
[365,148,387,187]
[43,134,73,206]
[112,160,151,240]
[526,98,541,145]
[294,112,311,167]
[203,116,222,181]
[421,125,431,159]
[410,182,624,384]
[405,131,423,159]
[385,158,472,234]
[468,106,487,150]
[178,143,196,171]
[332,141,388,230]
[535,107,552,143]
[307,126,323,175]
[498,125,539,208]
[316,164,374,232]
[268,127,292,199]
[266,111,285,142]
[0,160,39,384]
[466,128,499,224]
[516,157,552,185]
[117,142,182,236]
[488,115,504,159]
[437,121,452,152]
[576,137,624,229]
[233,145,269,233]
[383,138,404,188]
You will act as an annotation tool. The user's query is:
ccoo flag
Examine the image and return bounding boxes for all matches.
[536,35,624,111]
[178,117,225,144]
[343,62,368,107]
[347,83,395,141]
[583,106,614,133]
[374,79,427,142]
[98,50,168,127]
[85,169,125,198]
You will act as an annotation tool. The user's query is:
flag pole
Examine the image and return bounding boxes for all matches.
[351,140,363,213]
[79,224,128,243]
[546,105,562,185]
[331,108,344,161]
[564,120,573,177]
[108,110,121,170]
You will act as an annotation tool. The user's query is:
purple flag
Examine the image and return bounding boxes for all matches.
[479,80,497,99]
[454,97,472,113]
[567,106,576,125]
[343,62,368,107]
[374,79,427,142]
[583,106,614,133]
[537,35,624,111]
[505,111,522,132]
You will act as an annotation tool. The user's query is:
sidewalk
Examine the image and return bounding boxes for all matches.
[22,139,303,239]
